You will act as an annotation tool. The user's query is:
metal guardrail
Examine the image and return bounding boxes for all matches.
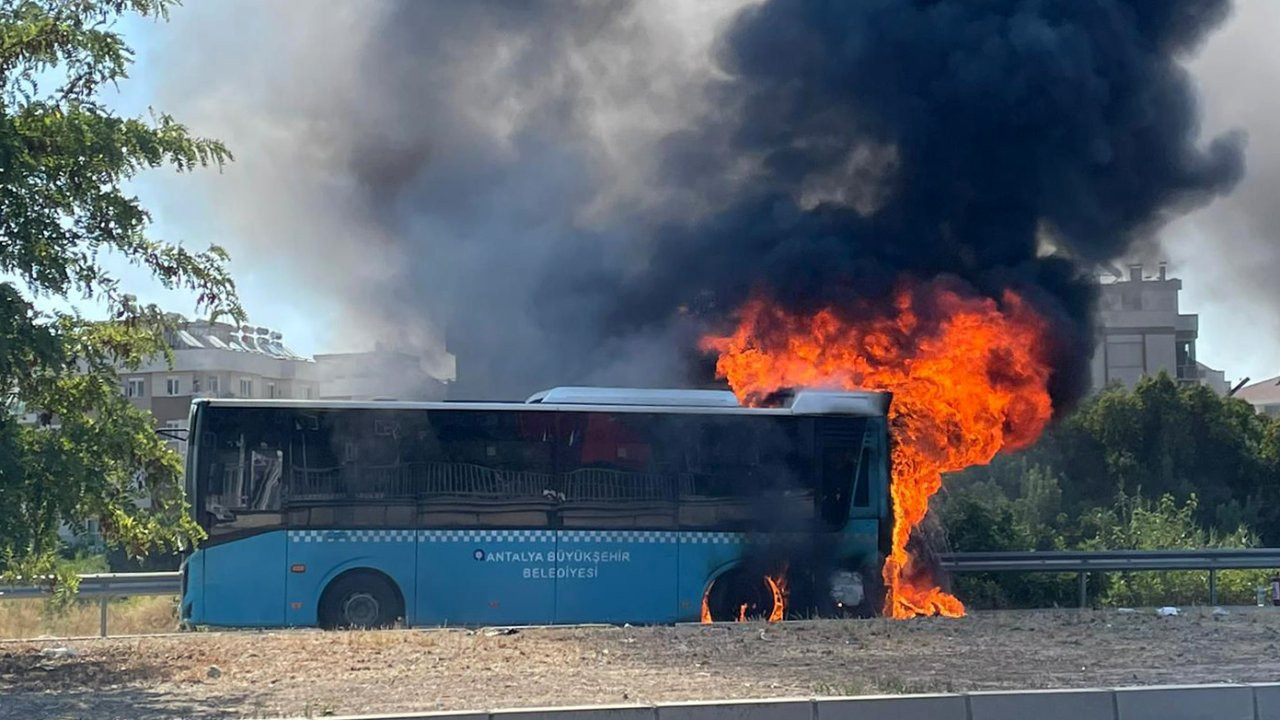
[940,549,1280,608]
[0,572,180,637]
[2,549,1279,637]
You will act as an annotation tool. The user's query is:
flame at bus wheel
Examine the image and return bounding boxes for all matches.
[765,572,787,623]
[700,278,1054,619]
[700,568,789,623]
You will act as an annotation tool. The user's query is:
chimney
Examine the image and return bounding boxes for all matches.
[1157,261,1167,280]
[1127,263,1142,282]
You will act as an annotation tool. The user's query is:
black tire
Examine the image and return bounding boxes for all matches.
[704,569,781,622]
[852,555,886,619]
[318,572,403,630]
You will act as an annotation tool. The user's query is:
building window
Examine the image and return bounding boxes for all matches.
[1120,289,1143,310]
[166,377,181,396]
[305,386,313,400]
[240,378,253,397]
[1107,341,1144,369]
[267,382,276,399]
[125,378,145,398]
[208,376,219,394]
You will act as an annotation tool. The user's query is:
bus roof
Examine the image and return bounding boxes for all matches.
[195,387,891,417]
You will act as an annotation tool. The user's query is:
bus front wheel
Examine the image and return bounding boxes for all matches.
[319,571,403,630]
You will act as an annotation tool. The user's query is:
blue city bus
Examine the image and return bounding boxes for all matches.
[179,386,892,628]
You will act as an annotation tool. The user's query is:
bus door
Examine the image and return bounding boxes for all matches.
[200,408,289,627]
[816,417,880,560]
[415,410,560,626]
[553,412,679,624]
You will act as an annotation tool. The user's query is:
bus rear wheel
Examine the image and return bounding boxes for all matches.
[704,569,782,622]
[319,571,403,630]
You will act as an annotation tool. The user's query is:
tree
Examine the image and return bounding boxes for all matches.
[0,0,241,586]
[940,375,1280,608]
[953,373,1280,538]
[1079,493,1267,607]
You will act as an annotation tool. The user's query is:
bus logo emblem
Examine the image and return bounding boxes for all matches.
[473,549,485,561]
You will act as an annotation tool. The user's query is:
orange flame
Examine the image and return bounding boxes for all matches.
[766,572,787,623]
[700,278,1053,619]
[699,569,790,623]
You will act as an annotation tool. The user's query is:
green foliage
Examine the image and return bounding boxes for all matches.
[1080,493,1269,607]
[0,0,241,583]
[939,375,1280,608]
[57,549,108,575]
[939,471,1076,609]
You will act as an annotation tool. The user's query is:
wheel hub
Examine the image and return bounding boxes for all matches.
[343,592,380,626]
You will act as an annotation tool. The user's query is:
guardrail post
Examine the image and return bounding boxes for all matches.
[99,595,109,638]
[1209,568,1218,606]
[1077,571,1087,609]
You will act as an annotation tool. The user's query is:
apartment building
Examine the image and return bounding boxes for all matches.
[119,318,319,452]
[1091,262,1229,395]
[119,320,457,452]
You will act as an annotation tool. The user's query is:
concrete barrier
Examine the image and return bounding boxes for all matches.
[1255,683,1280,720]
[968,687,1116,720]
[493,706,657,720]
[282,683,1280,720]
[1114,684,1255,720]
[816,693,967,720]
[656,698,812,720]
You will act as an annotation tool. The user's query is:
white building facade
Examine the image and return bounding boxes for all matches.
[1090,262,1229,395]
[118,319,320,456]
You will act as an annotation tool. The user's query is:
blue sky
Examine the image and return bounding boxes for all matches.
[34,12,328,357]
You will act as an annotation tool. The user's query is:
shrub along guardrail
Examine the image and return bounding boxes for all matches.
[939,548,1280,608]
[3,550,1280,636]
[0,572,180,637]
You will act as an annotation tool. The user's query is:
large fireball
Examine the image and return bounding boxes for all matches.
[700,277,1054,618]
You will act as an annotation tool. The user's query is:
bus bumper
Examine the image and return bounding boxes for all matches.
[179,549,204,625]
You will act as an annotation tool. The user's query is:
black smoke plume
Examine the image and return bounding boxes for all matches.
[599,0,1245,411]
[155,0,1243,406]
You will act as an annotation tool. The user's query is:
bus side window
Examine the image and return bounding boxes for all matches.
[200,408,287,536]
[415,409,555,528]
[852,443,871,509]
[819,446,854,528]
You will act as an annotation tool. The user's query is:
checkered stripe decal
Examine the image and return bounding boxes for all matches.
[560,530,677,544]
[288,529,415,543]
[288,529,749,544]
[417,529,744,544]
[680,532,747,544]
[419,529,556,543]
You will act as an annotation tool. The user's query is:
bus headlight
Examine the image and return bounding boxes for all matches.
[830,570,864,608]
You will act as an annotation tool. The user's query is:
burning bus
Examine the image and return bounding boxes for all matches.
[179,386,891,628]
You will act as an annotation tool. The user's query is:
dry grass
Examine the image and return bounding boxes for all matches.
[0,596,178,640]
[5,607,1280,719]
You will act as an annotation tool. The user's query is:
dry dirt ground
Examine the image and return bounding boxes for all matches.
[4,608,1280,720]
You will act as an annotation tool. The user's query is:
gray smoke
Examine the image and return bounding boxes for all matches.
[146,0,746,399]
[1163,0,1280,380]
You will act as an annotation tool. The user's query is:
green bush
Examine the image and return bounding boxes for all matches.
[936,375,1280,610]
[1080,493,1270,607]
